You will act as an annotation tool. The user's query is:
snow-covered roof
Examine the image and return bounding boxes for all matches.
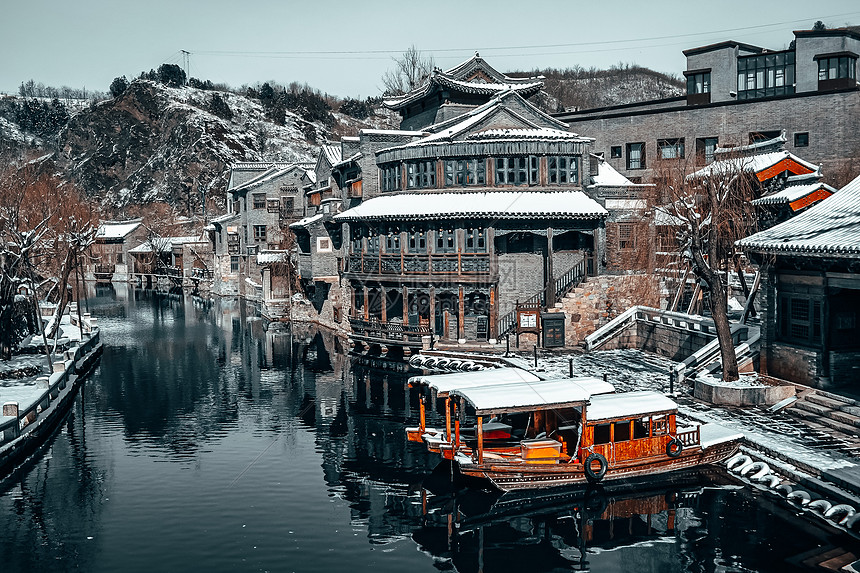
[127,235,203,254]
[210,212,239,224]
[585,391,677,422]
[321,144,342,166]
[750,180,836,207]
[96,220,142,239]
[333,190,607,222]
[257,250,288,264]
[408,367,541,396]
[331,152,361,170]
[383,54,544,110]
[689,150,818,180]
[232,161,297,171]
[449,378,596,415]
[229,165,301,193]
[288,214,325,229]
[466,127,585,141]
[590,156,634,186]
[737,173,860,257]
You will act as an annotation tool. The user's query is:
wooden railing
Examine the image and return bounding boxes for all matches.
[349,317,431,346]
[345,251,490,277]
[94,264,115,275]
[676,426,701,447]
[0,329,100,447]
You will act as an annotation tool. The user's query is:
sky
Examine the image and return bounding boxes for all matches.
[2,0,860,99]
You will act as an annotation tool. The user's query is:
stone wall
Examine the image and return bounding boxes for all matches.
[497,253,544,316]
[562,274,662,347]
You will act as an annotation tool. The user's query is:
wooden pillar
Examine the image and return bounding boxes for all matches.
[477,416,484,464]
[454,400,460,448]
[419,395,426,433]
[445,397,452,442]
[546,227,555,307]
[489,284,497,339]
[380,288,387,322]
[402,285,409,324]
[363,286,369,320]
[429,286,436,335]
[458,286,465,340]
[350,285,357,317]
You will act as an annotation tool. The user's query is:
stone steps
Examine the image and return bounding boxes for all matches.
[830,410,860,429]
[806,393,852,410]
[817,415,860,436]
[792,400,834,416]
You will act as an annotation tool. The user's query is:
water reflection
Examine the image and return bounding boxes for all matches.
[0,288,857,572]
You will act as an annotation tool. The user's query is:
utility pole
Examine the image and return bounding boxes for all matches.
[181,50,190,85]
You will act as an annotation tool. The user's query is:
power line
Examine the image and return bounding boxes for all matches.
[189,11,860,58]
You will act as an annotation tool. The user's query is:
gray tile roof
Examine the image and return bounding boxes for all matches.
[737,174,860,258]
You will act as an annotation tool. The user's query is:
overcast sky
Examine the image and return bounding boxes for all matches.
[3,0,859,98]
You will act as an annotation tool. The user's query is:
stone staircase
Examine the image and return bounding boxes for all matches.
[784,390,860,454]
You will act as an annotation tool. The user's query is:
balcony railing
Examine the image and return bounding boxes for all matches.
[349,317,430,346]
[345,251,490,277]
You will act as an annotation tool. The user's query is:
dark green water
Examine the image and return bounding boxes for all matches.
[0,286,855,572]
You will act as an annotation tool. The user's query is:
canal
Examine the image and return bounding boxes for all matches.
[0,287,856,572]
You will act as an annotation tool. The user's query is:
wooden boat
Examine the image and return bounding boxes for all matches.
[442,380,742,492]
[405,368,613,456]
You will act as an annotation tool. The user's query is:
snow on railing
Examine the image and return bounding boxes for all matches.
[584,305,643,351]
[671,323,757,387]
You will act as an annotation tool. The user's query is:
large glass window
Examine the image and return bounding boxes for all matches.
[626,143,645,170]
[686,71,711,94]
[445,159,485,186]
[657,138,685,160]
[737,51,795,100]
[548,156,579,184]
[406,160,435,189]
[696,137,718,165]
[818,55,857,81]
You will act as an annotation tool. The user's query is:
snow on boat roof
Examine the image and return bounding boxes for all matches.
[408,367,541,396]
[450,379,598,415]
[333,190,607,222]
[586,391,677,422]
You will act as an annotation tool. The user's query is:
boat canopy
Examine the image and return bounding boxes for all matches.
[449,378,604,416]
[586,391,677,422]
[408,367,541,397]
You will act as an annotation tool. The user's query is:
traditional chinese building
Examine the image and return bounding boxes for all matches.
[737,174,859,390]
[87,220,147,283]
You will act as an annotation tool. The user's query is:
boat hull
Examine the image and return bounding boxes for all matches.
[458,440,740,492]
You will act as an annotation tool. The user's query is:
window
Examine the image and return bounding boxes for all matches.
[495,157,535,185]
[445,159,485,186]
[385,232,400,253]
[548,156,579,184]
[464,228,486,253]
[408,230,427,253]
[626,143,645,170]
[737,51,795,100]
[652,416,669,435]
[366,234,380,253]
[593,424,611,445]
[686,71,711,95]
[253,225,267,243]
[252,193,266,209]
[779,295,822,346]
[695,137,718,165]
[817,55,857,81]
[613,421,631,442]
[610,146,622,159]
[281,197,294,214]
[794,132,809,147]
[230,256,240,273]
[658,138,685,160]
[381,164,401,192]
[316,237,332,253]
[407,160,435,189]
[435,229,456,253]
[619,223,635,250]
[117,253,123,264]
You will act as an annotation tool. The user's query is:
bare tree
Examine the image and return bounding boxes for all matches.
[0,158,99,353]
[381,45,435,96]
[654,155,757,382]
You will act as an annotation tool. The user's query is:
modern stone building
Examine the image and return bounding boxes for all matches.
[555,27,860,184]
